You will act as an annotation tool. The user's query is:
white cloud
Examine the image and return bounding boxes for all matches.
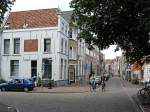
[12,0,72,11]
[102,45,122,59]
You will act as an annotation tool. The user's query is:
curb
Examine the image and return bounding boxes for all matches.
[120,78,145,112]
[132,95,145,112]
[28,90,90,94]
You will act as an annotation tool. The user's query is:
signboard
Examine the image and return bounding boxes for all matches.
[125,63,131,71]
[83,64,88,71]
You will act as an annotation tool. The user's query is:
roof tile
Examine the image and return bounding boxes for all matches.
[7,8,60,29]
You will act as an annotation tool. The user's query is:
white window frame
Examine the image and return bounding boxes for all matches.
[10,60,19,77]
[44,38,51,53]
[4,39,10,54]
[14,38,20,54]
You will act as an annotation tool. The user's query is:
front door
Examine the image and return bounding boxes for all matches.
[69,68,75,83]
[31,60,37,79]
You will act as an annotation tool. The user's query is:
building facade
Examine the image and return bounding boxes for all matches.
[1,8,69,85]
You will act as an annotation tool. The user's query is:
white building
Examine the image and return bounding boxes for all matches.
[1,8,69,85]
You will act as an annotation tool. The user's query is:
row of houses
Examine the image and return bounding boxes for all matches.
[106,53,150,83]
[0,8,105,85]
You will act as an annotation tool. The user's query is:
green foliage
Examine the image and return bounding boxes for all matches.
[89,62,95,78]
[0,0,14,25]
[70,0,150,62]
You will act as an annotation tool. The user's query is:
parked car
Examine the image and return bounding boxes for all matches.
[0,78,35,92]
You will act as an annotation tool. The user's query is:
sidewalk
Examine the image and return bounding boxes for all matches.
[121,79,150,112]
[30,84,90,93]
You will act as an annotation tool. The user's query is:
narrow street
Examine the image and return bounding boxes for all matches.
[0,77,141,112]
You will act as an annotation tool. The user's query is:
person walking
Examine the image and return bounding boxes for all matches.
[91,78,96,92]
[101,80,106,92]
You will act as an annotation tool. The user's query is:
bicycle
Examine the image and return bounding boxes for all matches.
[89,81,101,92]
[137,81,150,98]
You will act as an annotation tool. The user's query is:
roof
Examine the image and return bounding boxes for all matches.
[61,11,73,23]
[6,8,60,29]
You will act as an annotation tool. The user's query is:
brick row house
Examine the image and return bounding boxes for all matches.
[0,8,105,85]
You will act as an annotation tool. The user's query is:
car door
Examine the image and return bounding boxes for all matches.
[15,79,23,90]
[7,80,17,90]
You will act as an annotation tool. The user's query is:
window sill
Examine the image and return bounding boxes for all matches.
[43,52,51,54]
[2,54,11,56]
[12,54,21,56]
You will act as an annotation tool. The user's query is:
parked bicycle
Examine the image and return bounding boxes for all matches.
[137,81,150,98]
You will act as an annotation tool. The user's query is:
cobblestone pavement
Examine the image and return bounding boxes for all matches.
[0,77,143,112]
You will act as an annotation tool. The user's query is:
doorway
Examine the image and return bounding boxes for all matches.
[69,68,75,83]
[31,60,37,79]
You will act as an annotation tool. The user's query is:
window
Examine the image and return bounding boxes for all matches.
[65,40,67,54]
[42,59,52,79]
[68,28,72,38]
[10,60,19,77]
[69,47,73,58]
[65,25,68,35]
[60,59,63,79]
[14,38,20,54]
[61,22,64,32]
[4,39,10,54]
[44,39,51,53]
[64,60,67,79]
[61,38,63,52]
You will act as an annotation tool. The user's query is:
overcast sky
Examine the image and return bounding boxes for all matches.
[11,0,122,59]
[12,0,72,11]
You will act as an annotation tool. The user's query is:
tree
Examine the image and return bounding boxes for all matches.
[0,0,14,25]
[70,0,150,63]
[89,62,95,78]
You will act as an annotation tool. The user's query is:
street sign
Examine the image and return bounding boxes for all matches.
[83,64,88,71]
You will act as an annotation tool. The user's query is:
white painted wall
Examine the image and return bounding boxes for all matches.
[1,14,69,82]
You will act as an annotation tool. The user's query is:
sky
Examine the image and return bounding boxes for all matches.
[102,45,122,59]
[11,0,122,59]
[12,0,72,11]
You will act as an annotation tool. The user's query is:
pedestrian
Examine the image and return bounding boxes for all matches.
[91,78,96,92]
[101,81,106,92]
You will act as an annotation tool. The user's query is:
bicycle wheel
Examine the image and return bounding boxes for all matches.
[139,88,147,98]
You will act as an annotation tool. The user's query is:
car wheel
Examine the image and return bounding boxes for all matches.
[1,87,6,91]
[24,87,29,92]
